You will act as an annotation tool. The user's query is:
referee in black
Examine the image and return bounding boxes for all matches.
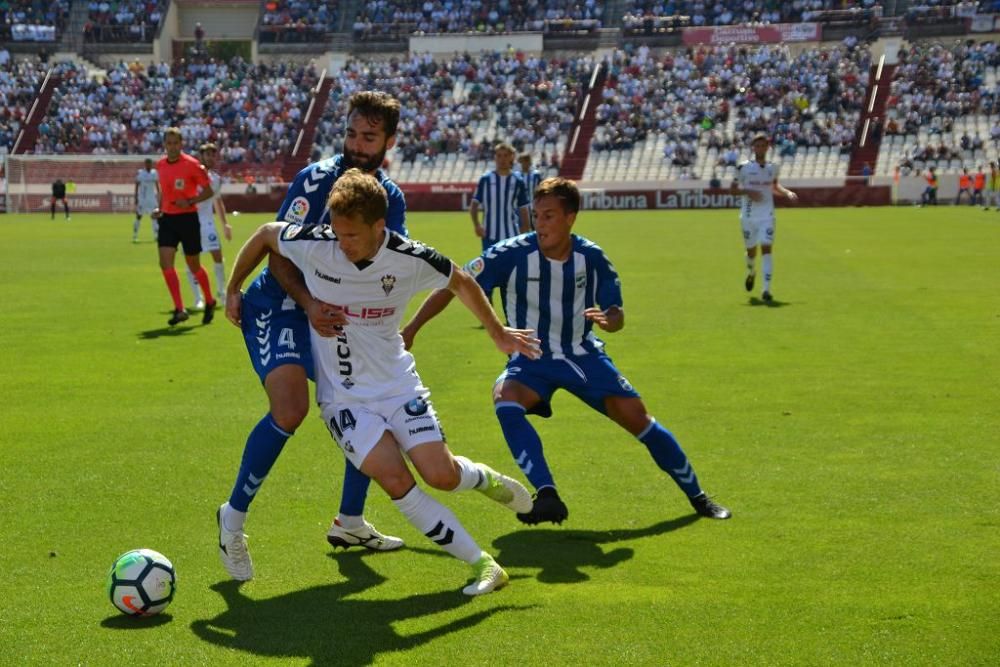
[51,179,70,220]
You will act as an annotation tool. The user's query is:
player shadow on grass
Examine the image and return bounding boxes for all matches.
[138,312,201,339]
[490,514,700,584]
[746,296,791,308]
[190,550,528,666]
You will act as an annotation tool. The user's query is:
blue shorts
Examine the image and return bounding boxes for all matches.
[495,353,640,417]
[241,299,314,383]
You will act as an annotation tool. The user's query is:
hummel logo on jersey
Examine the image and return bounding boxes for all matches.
[342,378,355,389]
[315,268,341,284]
[380,274,396,296]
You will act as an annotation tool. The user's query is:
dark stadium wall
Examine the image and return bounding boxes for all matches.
[219,185,892,213]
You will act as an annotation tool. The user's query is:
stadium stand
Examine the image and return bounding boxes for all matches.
[621,0,884,35]
[84,0,166,43]
[352,0,602,40]
[259,0,340,43]
[1,54,48,152]
[584,42,869,182]
[0,0,70,43]
[313,51,591,182]
[878,40,1000,177]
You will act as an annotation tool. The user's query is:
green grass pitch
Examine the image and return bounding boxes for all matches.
[0,206,997,665]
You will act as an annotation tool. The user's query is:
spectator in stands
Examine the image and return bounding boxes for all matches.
[956,168,974,205]
[973,165,986,207]
[921,167,938,206]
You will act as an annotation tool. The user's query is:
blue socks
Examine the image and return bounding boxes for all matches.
[496,402,555,490]
[228,414,293,512]
[638,419,703,498]
[339,458,371,516]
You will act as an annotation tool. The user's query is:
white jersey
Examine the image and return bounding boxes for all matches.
[197,171,222,226]
[277,224,453,405]
[136,168,159,204]
[736,160,778,222]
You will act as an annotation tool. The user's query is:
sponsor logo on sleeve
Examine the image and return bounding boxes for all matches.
[285,196,310,223]
[464,257,485,277]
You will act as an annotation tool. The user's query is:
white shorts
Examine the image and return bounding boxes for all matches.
[199,214,221,252]
[137,197,158,216]
[320,392,444,470]
[741,217,775,248]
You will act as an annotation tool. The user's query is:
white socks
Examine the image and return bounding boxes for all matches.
[185,266,201,302]
[762,254,773,291]
[451,455,484,492]
[213,262,226,299]
[221,502,247,533]
[337,513,364,529]
[393,486,480,563]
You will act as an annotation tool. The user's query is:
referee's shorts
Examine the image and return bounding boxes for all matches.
[157,212,202,255]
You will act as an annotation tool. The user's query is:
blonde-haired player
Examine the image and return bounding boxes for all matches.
[186,143,231,309]
[730,134,797,302]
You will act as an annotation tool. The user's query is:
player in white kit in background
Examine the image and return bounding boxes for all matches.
[133,158,161,243]
[225,169,542,595]
[186,143,231,309]
[730,133,797,303]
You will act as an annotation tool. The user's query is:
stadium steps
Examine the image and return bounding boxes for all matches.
[11,69,61,155]
[848,59,896,176]
[602,0,627,29]
[559,60,607,180]
[283,70,335,181]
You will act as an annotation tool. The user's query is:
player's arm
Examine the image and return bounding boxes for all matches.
[224,223,283,326]
[518,205,531,234]
[214,196,232,240]
[400,288,455,350]
[772,178,797,201]
[583,305,624,333]
[446,262,540,358]
[469,199,483,237]
[268,254,347,337]
[730,171,762,202]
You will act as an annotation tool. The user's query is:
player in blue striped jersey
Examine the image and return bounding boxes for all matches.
[403,177,731,524]
[215,92,406,581]
[517,152,544,222]
[471,143,531,250]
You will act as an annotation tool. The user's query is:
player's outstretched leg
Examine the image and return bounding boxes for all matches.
[637,419,731,520]
[392,484,507,596]
[451,455,532,513]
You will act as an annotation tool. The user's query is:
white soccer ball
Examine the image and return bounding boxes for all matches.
[107,548,176,617]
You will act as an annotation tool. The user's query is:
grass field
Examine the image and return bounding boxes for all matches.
[1,206,997,666]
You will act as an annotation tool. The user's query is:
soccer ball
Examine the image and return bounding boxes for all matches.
[107,548,176,617]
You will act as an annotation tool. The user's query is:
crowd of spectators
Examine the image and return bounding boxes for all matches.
[352,0,601,40]
[315,50,589,167]
[884,40,1000,175]
[259,0,339,43]
[1,0,70,43]
[885,41,1000,133]
[83,0,166,43]
[593,42,867,168]
[0,50,47,151]
[622,1,883,35]
[34,57,318,164]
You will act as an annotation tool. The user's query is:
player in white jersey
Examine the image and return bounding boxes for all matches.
[225,169,542,596]
[731,134,797,302]
[133,158,160,243]
[185,143,231,309]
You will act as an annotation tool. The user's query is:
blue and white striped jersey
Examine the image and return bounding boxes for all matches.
[520,168,544,200]
[244,155,408,309]
[464,233,623,359]
[473,170,530,242]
